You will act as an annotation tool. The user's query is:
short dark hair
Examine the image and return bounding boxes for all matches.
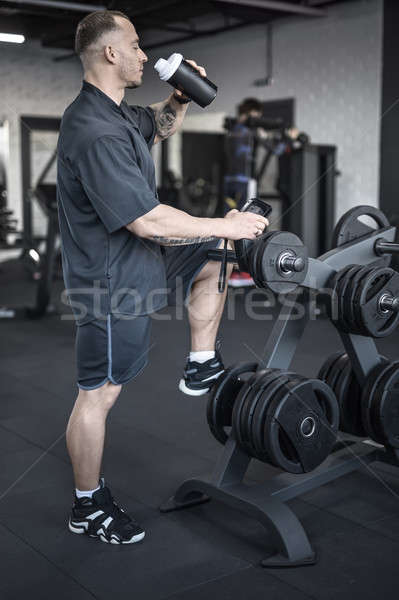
[75,10,131,56]
[238,98,263,116]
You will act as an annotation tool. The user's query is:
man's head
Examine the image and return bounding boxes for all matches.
[75,10,147,89]
[237,98,263,122]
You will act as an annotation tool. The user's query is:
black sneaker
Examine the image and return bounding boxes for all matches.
[179,345,225,396]
[68,479,145,545]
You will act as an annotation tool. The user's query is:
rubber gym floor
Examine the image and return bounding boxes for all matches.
[1,259,399,600]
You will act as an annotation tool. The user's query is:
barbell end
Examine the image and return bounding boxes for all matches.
[379,294,399,314]
[375,238,399,257]
[292,257,306,273]
[280,255,306,274]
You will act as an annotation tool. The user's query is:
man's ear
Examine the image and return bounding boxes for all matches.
[104,45,117,64]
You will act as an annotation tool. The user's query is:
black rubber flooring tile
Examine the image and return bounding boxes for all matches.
[268,504,399,600]
[0,483,248,600]
[0,425,37,454]
[0,522,96,600]
[109,380,223,465]
[0,438,71,498]
[299,465,399,534]
[165,566,312,600]
[0,371,72,419]
[102,421,214,508]
[1,356,76,398]
[0,411,68,456]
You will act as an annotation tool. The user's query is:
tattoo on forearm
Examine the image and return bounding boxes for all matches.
[150,235,217,246]
[154,103,177,140]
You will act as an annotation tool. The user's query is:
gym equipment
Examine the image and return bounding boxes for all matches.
[328,265,399,337]
[216,197,307,294]
[232,370,339,473]
[0,147,60,320]
[332,205,391,249]
[207,362,257,445]
[249,231,308,294]
[179,176,220,218]
[361,361,399,447]
[162,205,399,568]
[318,352,388,437]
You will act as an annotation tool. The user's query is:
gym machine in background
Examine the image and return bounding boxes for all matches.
[223,98,338,257]
[0,116,61,320]
[156,97,338,254]
[161,202,399,568]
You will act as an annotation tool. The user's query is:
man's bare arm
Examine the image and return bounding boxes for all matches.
[149,94,189,144]
[126,204,269,245]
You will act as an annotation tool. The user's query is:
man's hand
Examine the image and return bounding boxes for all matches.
[174,59,206,101]
[223,209,269,241]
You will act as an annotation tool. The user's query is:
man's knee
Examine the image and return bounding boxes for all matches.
[78,381,122,412]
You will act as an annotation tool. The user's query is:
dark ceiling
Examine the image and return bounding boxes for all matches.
[0,0,350,55]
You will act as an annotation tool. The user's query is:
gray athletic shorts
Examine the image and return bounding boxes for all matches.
[76,238,222,390]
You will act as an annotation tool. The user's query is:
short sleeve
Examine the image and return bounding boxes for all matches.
[128,105,157,149]
[76,135,159,234]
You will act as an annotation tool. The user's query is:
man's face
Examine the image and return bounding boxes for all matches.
[247,109,262,120]
[113,18,148,89]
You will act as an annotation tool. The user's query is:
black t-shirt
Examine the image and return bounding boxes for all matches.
[57,81,167,325]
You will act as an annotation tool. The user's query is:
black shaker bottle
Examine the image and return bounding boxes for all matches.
[154,53,217,108]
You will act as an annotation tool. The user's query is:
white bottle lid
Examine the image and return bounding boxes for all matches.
[154,53,183,81]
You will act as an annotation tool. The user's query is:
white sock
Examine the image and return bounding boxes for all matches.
[76,484,100,499]
[190,350,215,363]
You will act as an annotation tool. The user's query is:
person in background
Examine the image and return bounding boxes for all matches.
[223,97,263,288]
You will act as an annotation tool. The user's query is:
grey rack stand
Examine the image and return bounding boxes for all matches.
[160,223,399,568]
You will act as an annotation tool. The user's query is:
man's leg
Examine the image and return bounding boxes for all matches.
[66,380,145,544]
[178,247,233,395]
[66,381,121,490]
[188,255,233,352]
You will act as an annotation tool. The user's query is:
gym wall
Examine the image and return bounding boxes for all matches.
[0,41,81,239]
[130,0,383,222]
[0,0,382,235]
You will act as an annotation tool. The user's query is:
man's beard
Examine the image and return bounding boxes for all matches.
[126,81,140,89]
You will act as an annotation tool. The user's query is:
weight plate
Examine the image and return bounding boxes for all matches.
[351,266,381,335]
[262,378,339,473]
[318,352,343,383]
[371,361,399,447]
[234,238,252,273]
[259,231,309,295]
[346,266,377,335]
[361,360,391,441]
[336,265,362,333]
[251,370,299,460]
[354,267,399,338]
[256,234,273,289]
[260,374,307,469]
[333,355,365,436]
[331,205,390,250]
[326,353,348,397]
[207,362,257,445]
[239,369,277,459]
[253,231,276,289]
[250,234,269,288]
[327,266,353,329]
[232,371,263,450]
[236,369,268,457]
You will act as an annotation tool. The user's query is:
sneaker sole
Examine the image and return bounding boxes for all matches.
[68,518,145,544]
[178,379,209,396]
[228,279,255,288]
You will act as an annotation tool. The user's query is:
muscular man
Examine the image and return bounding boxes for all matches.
[57,10,268,545]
